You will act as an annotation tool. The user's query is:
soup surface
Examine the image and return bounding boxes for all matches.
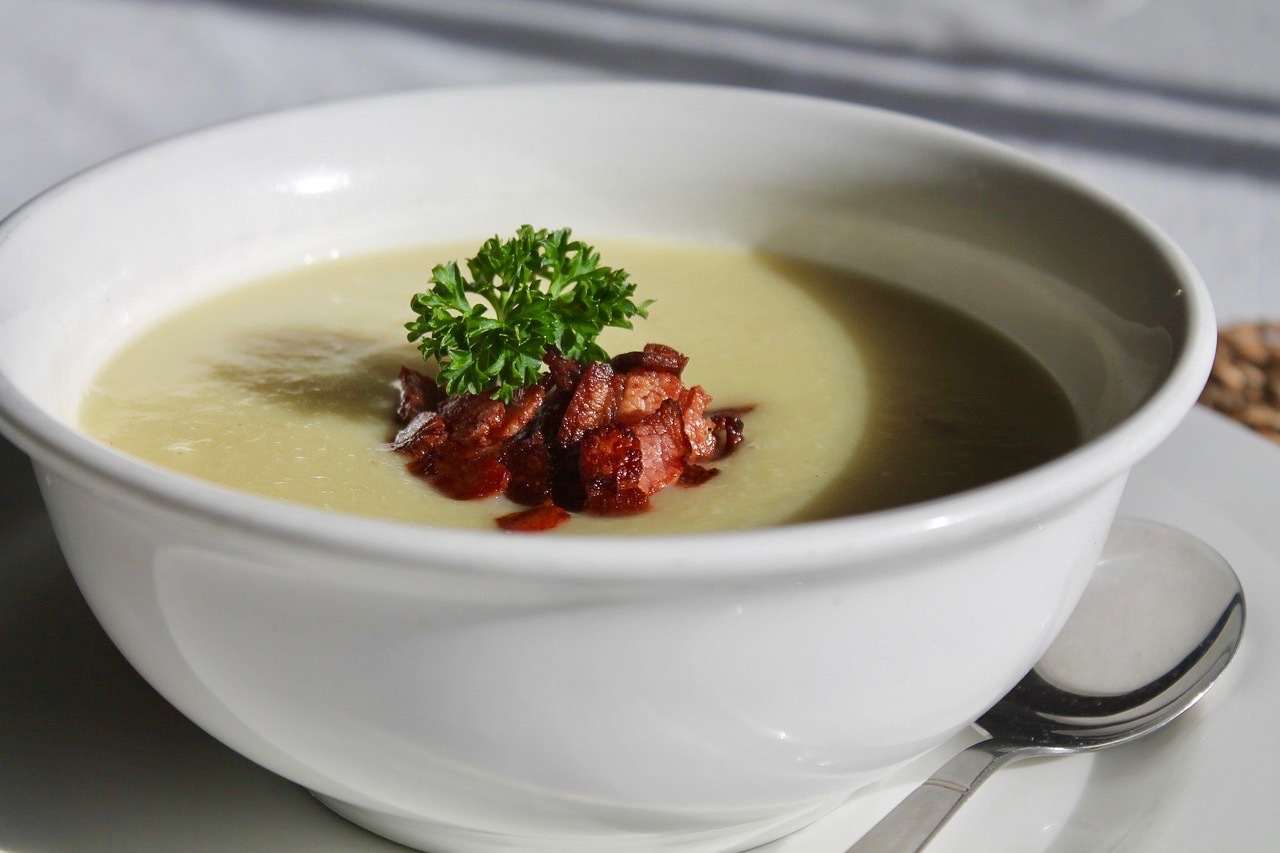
[79,240,1080,534]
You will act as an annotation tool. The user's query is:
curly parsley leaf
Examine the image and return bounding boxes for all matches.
[406,225,652,402]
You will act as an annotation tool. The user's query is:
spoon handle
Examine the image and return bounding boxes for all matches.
[845,739,1024,852]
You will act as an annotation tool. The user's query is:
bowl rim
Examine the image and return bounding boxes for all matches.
[0,82,1218,582]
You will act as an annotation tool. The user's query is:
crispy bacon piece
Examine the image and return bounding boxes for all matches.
[431,445,510,500]
[498,428,552,506]
[586,487,650,516]
[543,347,583,392]
[680,463,719,486]
[391,344,750,530]
[580,424,644,493]
[439,394,506,446]
[397,366,443,422]
[631,398,691,494]
[578,423,653,516]
[713,412,747,457]
[680,385,717,461]
[610,343,688,376]
[558,362,619,446]
[616,369,684,423]
[496,504,572,532]
[496,384,546,442]
[391,410,448,458]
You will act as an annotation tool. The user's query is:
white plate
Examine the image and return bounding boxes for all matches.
[2,406,1276,851]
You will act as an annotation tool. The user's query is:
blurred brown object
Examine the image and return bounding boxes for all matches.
[1199,321,1280,445]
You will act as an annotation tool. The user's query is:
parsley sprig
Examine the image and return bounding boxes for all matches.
[406,226,651,402]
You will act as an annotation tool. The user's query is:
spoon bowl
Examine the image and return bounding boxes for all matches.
[850,517,1246,852]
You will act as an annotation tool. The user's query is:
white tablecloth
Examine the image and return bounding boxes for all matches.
[3,0,1278,320]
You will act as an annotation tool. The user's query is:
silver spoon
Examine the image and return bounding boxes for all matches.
[849,517,1246,852]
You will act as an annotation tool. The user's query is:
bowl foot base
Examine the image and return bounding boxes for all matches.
[311,791,844,853]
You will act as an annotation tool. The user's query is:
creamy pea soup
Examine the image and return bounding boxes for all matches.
[79,240,1079,534]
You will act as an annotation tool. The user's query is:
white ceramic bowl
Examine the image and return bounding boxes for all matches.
[0,84,1214,852]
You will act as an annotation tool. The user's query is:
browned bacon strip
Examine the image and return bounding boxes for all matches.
[558,361,619,447]
[713,413,746,456]
[680,463,719,486]
[397,366,443,422]
[498,429,552,506]
[610,343,688,376]
[495,384,546,442]
[431,445,510,500]
[439,394,506,447]
[586,487,650,516]
[680,385,717,461]
[579,424,643,491]
[579,423,649,515]
[542,347,582,391]
[616,369,684,423]
[497,504,571,532]
[391,410,447,458]
[631,398,690,494]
